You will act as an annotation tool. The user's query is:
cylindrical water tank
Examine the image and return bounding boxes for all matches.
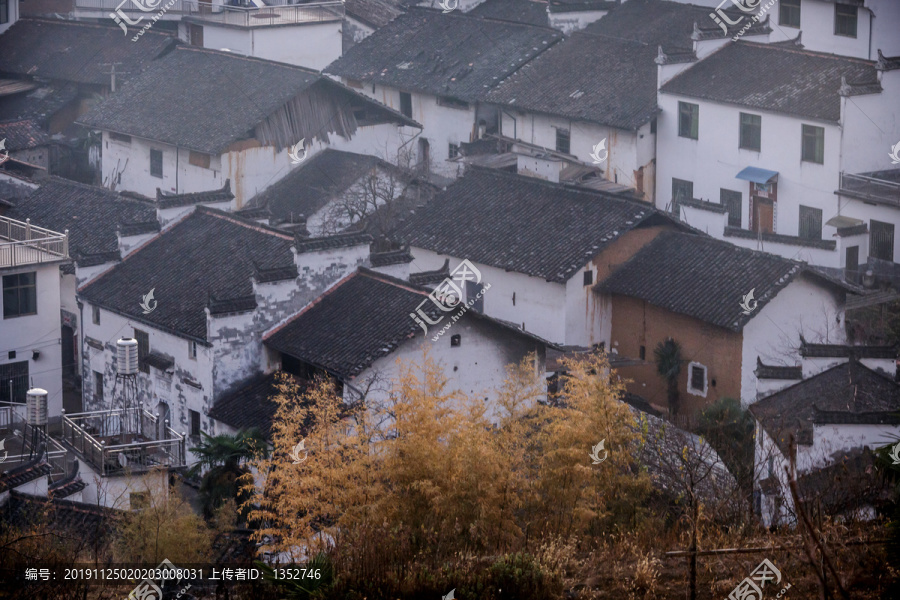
[26,388,48,426]
[117,338,139,375]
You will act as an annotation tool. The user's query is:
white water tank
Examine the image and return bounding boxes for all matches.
[26,388,48,426]
[117,338,139,375]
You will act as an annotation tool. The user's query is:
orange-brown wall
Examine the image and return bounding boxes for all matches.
[609,296,743,417]
[593,225,672,283]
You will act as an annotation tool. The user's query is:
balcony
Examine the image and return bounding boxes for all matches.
[837,171,900,209]
[0,406,68,478]
[74,0,193,16]
[182,1,344,28]
[0,216,69,269]
[60,408,185,477]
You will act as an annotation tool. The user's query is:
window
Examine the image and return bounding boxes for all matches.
[134,328,150,374]
[436,96,469,110]
[346,79,364,89]
[779,0,800,27]
[190,409,201,438]
[188,151,211,169]
[583,270,593,286]
[150,149,163,178]
[798,205,823,240]
[845,245,859,282]
[555,128,570,154]
[672,178,693,210]
[801,124,824,164]
[721,189,742,228]
[188,341,197,360]
[687,361,708,396]
[835,4,857,37]
[0,361,28,404]
[448,143,460,159]
[639,345,646,360]
[399,92,412,118]
[130,492,149,511]
[650,118,657,135]
[0,0,8,25]
[94,371,104,402]
[2,272,37,318]
[450,334,461,347]
[871,220,895,262]
[678,101,699,140]
[109,132,132,144]
[739,112,761,151]
[466,280,484,312]
[92,305,100,325]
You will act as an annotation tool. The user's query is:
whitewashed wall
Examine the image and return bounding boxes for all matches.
[767,0,893,59]
[193,22,343,70]
[78,461,169,510]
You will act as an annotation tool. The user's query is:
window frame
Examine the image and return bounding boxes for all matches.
[188,341,197,360]
[0,0,8,25]
[870,220,895,262]
[2,272,37,319]
[555,127,571,154]
[672,178,694,210]
[399,91,413,118]
[721,189,742,228]
[801,124,824,164]
[583,270,594,286]
[678,101,699,140]
[92,305,101,325]
[687,361,708,397]
[779,0,800,28]
[134,328,150,374]
[834,4,858,38]
[0,361,29,404]
[798,205,823,240]
[150,148,163,178]
[189,409,201,438]
[739,112,761,151]
[94,371,104,403]
[448,143,460,159]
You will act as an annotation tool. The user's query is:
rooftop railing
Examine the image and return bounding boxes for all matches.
[0,406,69,478]
[0,216,68,269]
[61,408,185,477]
[183,0,344,27]
[837,172,900,209]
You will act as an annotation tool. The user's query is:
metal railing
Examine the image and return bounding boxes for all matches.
[0,407,68,478]
[183,0,344,26]
[73,0,193,14]
[0,216,68,268]
[61,408,185,477]
[838,172,900,208]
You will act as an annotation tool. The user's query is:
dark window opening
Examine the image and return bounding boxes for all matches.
[436,96,469,110]
[555,128,570,154]
[739,112,761,151]
[150,149,163,178]
[188,341,197,360]
[721,189,742,228]
[450,334,461,347]
[3,272,37,318]
[678,101,699,140]
[94,371,104,402]
[448,143,460,159]
[92,305,100,325]
[798,205,823,240]
[399,92,412,118]
[845,245,859,282]
[109,132,132,144]
[466,280,484,312]
[650,118,657,134]
[0,0,8,25]
[0,361,28,404]
[779,0,800,27]
[639,345,646,360]
[190,409,201,438]
[672,178,693,212]
[835,4,857,37]
[801,124,824,164]
[871,220,895,262]
[134,329,150,374]
[583,270,593,286]
[690,364,706,392]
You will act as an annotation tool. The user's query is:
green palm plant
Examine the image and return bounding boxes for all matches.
[654,338,683,417]
[189,429,268,519]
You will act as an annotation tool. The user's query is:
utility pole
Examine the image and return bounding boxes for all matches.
[100,62,129,93]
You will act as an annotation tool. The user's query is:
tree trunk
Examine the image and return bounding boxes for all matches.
[689,498,699,600]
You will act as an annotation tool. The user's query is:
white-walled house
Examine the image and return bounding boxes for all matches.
[77,46,420,208]
[325,8,563,179]
[0,215,68,420]
[261,268,553,425]
[396,167,690,348]
[598,230,852,414]
[76,207,373,466]
[657,40,900,269]
[768,0,900,60]
[750,356,900,527]
[483,0,770,203]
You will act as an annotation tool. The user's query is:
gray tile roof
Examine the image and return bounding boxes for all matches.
[468,0,549,27]
[485,0,747,129]
[6,177,158,262]
[79,207,296,341]
[325,8,562,102]
[0,119,52,151]
[0,83,79,127]
[345,0,403,28]
[0,17,176,87]
[597,231,806,332]
[660,41,879,123]
[398,167,671,283]
[209,371,309,437]
[77,46,418,155]
[156,180,233,209]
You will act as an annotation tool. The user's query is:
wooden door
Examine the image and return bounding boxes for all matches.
[754,198,774,234]
[189,24,204,46]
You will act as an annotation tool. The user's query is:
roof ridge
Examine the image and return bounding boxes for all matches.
[194,205,295,240]
[659,229,802,266]
[736,39,877,67]
[358,265,433,296]
[175,44,323,74]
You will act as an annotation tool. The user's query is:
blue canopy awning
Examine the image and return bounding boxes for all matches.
[736,166,779,184]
